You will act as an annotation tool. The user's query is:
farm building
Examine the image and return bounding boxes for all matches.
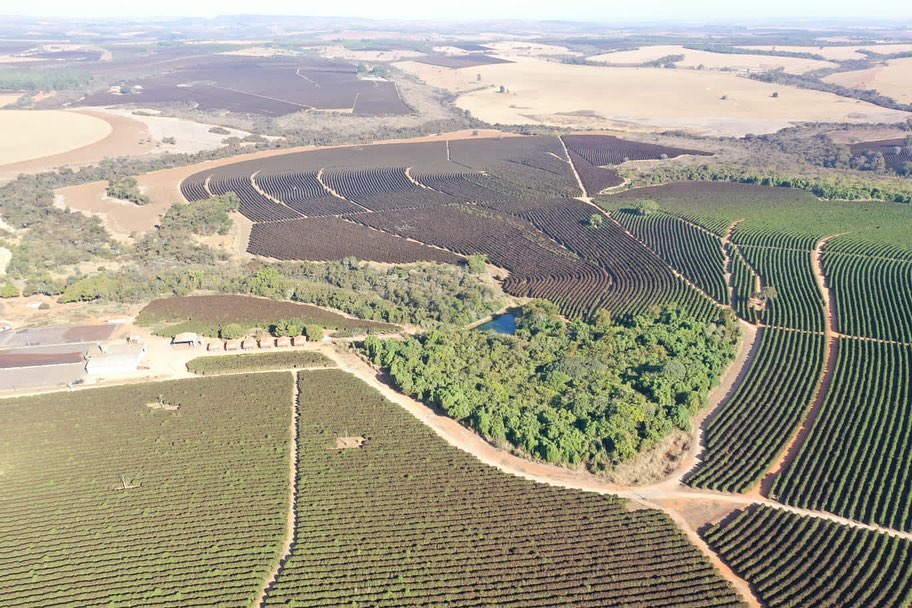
[0,348,88,391]
[0,324,117,349]
[85,342,147,376]
[275,336,291,348]
[171,332,202,347]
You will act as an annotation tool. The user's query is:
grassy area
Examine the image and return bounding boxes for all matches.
[187,351,334,375]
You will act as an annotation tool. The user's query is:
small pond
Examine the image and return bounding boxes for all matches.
[475,311,517,335]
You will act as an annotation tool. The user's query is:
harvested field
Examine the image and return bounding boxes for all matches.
[137,295,397,337]
[563,134,711,166]
[0,109,151,179]
[179,134,723,319]
[742,43,912,62]
[824,58,912,104]
[0,109,111,166]
[848,137,912,171]
[588,44,837,73]
[78,56,410,116]
[396,56,911,135]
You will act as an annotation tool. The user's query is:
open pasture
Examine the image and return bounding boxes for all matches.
[79,56,410,116]
[262,369,744,607]
[824,57,912,104]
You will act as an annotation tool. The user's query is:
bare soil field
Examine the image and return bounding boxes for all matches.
[92,108,251,155]
[824,57,912,103]
[588,44,836,73]
[54,181,168,240]
[0,109,151,180]
[0,109,112,166]
[397,57,910,136]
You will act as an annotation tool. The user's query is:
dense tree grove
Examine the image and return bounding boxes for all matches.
[626,163,912,203]
[365,301,739,469]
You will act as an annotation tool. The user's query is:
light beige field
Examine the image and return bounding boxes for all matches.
[588,44,836,73]
[484,41,582,59]
[824,57,912,103]
[742,43,912,62]
[0,94,22,108]
[0,109,112,166]
[396,57,910,136]
[0,110,152,180]
[319,45,425,62]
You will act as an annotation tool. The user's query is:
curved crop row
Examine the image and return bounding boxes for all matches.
[703,504,912,608]
[728,244,759,324]
[612,211,729,305]
[738,245,825,332]
[686,329,826,493]
[773,339,912,532]
[823,251,912,343]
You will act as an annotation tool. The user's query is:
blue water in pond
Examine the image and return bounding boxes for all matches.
[476,312,517,335]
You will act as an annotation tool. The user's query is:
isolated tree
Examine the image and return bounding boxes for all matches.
[754,286,779,302]
[476,73,482,81]
[466,254,487,274]
[304,324,324,342]
[499,85,506,93]
[0,282,18,298]
[587,214,604,229]
[219,323,245,340]
[634,199,660,216]
[771,91,779,98]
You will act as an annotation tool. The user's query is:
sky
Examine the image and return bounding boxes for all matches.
[1,0,910,22]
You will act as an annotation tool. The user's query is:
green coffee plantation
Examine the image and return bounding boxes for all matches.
[0,374,293,608]
[686,329,826,493]
[703,505,912,608]
[262,370,744,607]
[773,339,912,531]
